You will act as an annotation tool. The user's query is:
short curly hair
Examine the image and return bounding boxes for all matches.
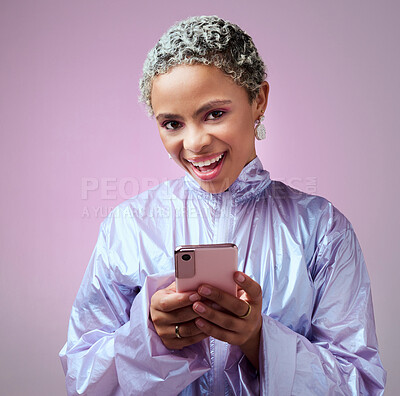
[139,15,267,116]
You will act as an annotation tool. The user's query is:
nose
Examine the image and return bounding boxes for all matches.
[183,125,213,153]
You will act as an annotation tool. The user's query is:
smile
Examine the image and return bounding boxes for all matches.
[189,153,224,167]
[186,152,226,181]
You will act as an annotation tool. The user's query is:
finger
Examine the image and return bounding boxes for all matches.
[170,305,201,323]
[203,300,227,313]
[151,305,200,327]
[192,301,243,332]
[234,272,262,303]
[163,333,209,350]
[155,290,201,312]
[194,318,237,345]
[173,321,204,339]
[197,284,250,318]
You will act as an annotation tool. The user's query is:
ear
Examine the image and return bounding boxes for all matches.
[253,81,269,118]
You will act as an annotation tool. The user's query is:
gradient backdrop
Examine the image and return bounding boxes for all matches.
[1,1,399,395]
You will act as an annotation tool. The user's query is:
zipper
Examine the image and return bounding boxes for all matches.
[211,190,233,394]
[213,339,227,395]
[214,190,232,244]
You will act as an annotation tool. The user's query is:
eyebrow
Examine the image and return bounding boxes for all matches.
[155,100,232,122]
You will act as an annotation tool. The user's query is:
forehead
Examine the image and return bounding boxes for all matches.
[151,64,248,114]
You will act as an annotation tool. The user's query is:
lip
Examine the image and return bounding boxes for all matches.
[186,152,226,164]
[188,151,226,181]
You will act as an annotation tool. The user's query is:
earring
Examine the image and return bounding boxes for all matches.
[168,154,172,159]
[255,114,266,140]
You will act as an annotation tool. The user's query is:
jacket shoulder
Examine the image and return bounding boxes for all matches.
[266,180,352,242]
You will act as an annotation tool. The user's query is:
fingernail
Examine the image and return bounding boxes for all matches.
[199,286,211,296]
[194,303,206,313]
[189,293,200,302]
[196,318,205,328]
[235,273,245,283]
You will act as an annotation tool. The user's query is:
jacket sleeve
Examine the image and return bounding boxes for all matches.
[258,224,387,395]
[59,217,211,396]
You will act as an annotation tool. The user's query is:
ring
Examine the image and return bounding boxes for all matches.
[238,301,252,319]
[175,325,182,339]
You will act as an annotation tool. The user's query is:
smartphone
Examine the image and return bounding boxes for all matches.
[175,243,238,296]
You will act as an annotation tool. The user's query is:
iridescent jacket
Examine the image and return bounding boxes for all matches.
[60,157,386,395]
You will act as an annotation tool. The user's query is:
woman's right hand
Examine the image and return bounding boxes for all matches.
[150,281,209,349]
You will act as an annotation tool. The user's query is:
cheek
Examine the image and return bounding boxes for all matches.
[230,114,254,135]
[220,123,254,149]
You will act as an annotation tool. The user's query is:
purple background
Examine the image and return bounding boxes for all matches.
[1,1,399,394]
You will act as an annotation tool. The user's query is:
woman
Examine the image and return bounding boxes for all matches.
[60,15,386,395]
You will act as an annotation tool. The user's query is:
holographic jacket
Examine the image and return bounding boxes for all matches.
[60,157,386,395]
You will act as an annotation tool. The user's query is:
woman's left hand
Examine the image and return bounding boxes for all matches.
[192,271,262,370]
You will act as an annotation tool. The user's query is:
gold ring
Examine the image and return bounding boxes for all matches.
[175,325,182,339]
[238,301,252,319]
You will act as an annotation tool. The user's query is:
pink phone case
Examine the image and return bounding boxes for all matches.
[175,243,238,296]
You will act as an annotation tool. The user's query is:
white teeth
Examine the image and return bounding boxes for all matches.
[191,153,224,167]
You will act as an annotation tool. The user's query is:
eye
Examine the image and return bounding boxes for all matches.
[162,120,182,131]
[206,110,225,120]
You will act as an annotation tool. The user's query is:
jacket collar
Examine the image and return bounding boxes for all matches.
[184,156,271,203]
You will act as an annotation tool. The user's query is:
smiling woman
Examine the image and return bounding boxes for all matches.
[152,64,269,193]
[60,15,386,395]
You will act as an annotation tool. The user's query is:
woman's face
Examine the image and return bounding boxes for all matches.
[151,64,268,194]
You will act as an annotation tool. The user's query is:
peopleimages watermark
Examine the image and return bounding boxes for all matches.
[277,176,318,194]
[80,176,318,219]
[81,177,165,200]
[81,176,174,219]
